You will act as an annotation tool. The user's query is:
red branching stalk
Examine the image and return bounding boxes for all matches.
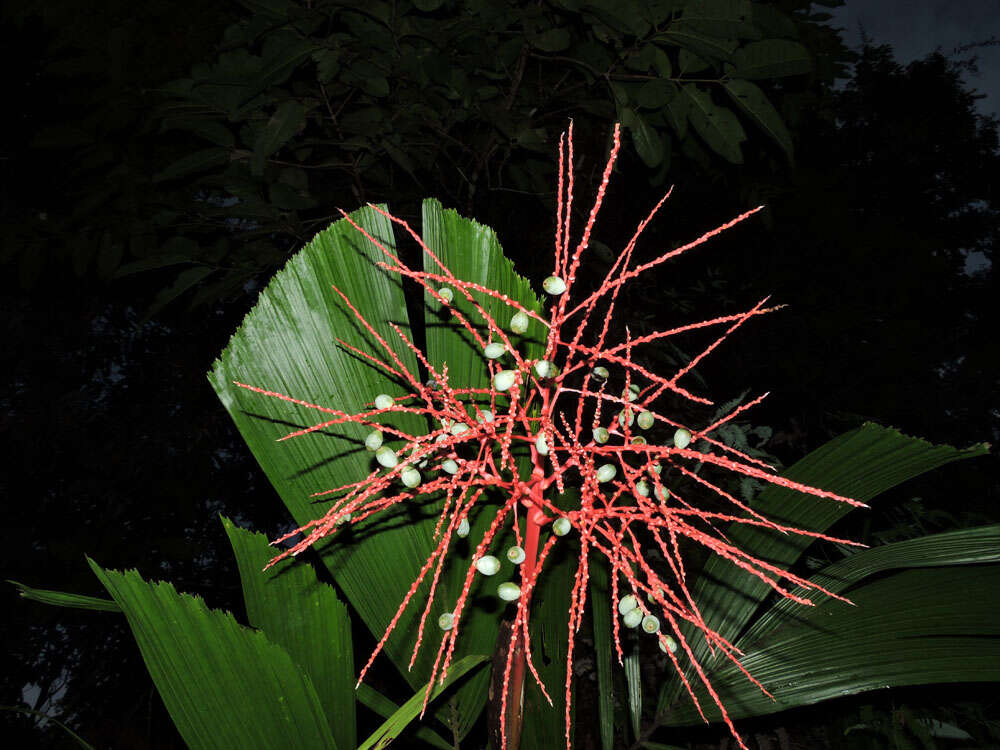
[235,122,866,750]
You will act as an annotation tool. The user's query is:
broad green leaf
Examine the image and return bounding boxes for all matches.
[356,684,452,750]
[658,30,737,63]
[672,0,758,39]
[153,147,229,183]
[252,101,306,175]
[243,32,316,104]
[8,580,120,612]
[627,111,665,168]
[664,565,1000,724]
[664,90,690,138]
[356,654,489,750]
[88,560,337,749]
[589,559,616,750]
[678,47,711,74]
[658,423,990,715]
[531,28,572,52]
[730,39,811,80]
[744,524,1000,648]
[681,85,746,164]
[145,267,215,320]
[637,79,678,110]
[113,254,202,279]
[420,197,544,737]
[723,79,794,162]
[208,204,435,686]
[222,518,355,750]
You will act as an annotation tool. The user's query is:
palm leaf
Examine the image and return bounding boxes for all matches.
[663,563,1000,724]
[88,559,337,749]
[222,517,355,749]
[659,423,989,713]
[209,202,544,737]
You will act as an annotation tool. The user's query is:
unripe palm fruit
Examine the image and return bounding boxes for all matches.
[542,275,567,295]
[400,467,421,488]
[364,429,384,451]
[552,516,572,536]
[506,546,526,564]
[596,464,617,483]
[475,555,501,576]
[438,612,455,631]
[593,427,610,444]
[623,608,643,628]
[591,365,609,381]
[510,311,529,334]
[498,582,522,601]
[484,342,505,359]
[375,446,398,468]
[673,428,692,449]
[618,594,639,616]
[374,394,394,410]
[438,287,454,303]
[493,370,516,392]
[642,614,660,634]
[637,410,654,429]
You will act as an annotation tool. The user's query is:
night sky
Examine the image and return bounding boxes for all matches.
[832,0,1000,116]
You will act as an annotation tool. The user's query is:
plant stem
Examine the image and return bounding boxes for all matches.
[504,491,546,749]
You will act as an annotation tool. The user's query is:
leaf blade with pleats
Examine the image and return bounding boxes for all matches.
[222,517,355,749]
[658,423,990,715]
[88,559,337,750]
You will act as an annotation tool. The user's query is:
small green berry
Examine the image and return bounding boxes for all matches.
[651,463,662,475]
[510,311,529,334]
[618,594,639,616]
[593,427,610,444]
[533,359,556,378]
[476,408,494,423]
[655,484,670,502]
[542,275,567,295]
[375,446,398,468]
[374,394,394,410]
[535,433,549,456]
[438,287,454,304]
[635,480,650,497]
[623,386,639,402]
[498,582,522,601]
[476,555,501,576]
[591,365,609,381]
[438,612,455,631]
[457,517,470,537]
[484,342,505,359]
[400,467,421,488]
[637,410,654,429]
[451,422,470,436]
[506,546,526,564]
[673,428,692,449]
[596,463,617,483]
[552,516,572,536]
[493,369,517,392]
[641,614,660,634]
[631,436,647,445]
[659,634,678,654]
[364,429,384,451]
[647,587,664,603]
[623,608,643,628]
[442,459,459,475]
[618,409,634,428]
[336,512,352,526]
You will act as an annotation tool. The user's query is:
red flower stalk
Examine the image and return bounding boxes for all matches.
[234,122,866,750]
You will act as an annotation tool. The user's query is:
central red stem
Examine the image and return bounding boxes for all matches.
[505,475,549,749]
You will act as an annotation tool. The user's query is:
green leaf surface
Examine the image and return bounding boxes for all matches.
[672,0,758,39]
[682,85,746,164]
[0,705,94,749]
[355,684,453,750]
[88,560,337,750]
[531,28,572,52]
[723,79,794,162]
[8,580,120,612]
[252,101,306,175]
[222,518,355,750]
[658,423,990,715]
[420,197,545,737]
[145,267,215,320]
[658,30,737,63]
[730,39,811,79]
[153,147,229,183]
[664,565,1000,724]
[627,111,665,168]
[356,654,489,750]
[744,524,1000,647]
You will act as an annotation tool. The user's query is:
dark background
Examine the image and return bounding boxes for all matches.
[3,0,997,747]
